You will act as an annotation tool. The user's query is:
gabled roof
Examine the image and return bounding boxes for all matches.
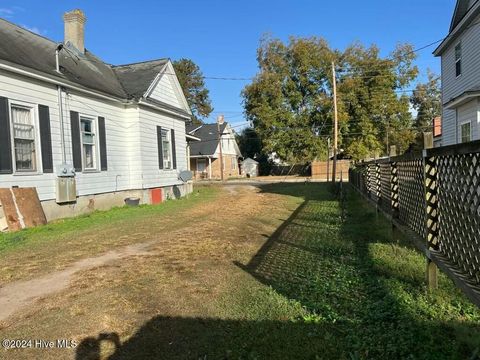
[113,59,168,99]
[434,0,480,56]
[0,18,186,108]
[0,18,127,98]
[186,123,227,156]
[450,0,478,31]
[242,157,259,164]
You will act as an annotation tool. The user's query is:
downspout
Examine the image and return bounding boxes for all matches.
[55,44,67,164]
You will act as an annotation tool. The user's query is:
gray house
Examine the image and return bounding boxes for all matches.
[434,0,480,145]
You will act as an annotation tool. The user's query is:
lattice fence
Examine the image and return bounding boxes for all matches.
[349,140,480,306]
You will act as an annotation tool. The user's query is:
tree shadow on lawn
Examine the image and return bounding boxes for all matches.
[76,183,479,360]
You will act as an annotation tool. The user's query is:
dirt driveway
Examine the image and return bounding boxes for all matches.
[0,184,300,359]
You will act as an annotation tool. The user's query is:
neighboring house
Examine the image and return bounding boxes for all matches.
[434,0,480,145]
[241,158,259,178]
[0,10,193,221]
[433,116,442,147]
[186,116,242,180]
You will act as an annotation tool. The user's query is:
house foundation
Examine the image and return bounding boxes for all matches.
[41,182,193,222]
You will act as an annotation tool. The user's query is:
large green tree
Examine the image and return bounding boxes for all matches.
[338,43,418,158]
[242,36,335,163]
[173,58,213,125]
[410,70,441,131]
[243,36,419,162]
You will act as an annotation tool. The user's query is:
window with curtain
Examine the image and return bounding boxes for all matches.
[80,116,96,170]
[162,129,171,169]
[11,104,36,171]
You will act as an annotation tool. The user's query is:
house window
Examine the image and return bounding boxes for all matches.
[161,129,171,169]
[80,116,97,170]
[197,158,206,173]
[461,122,471,143]
[455,43,462,77]
[231,157,236,170]
[11,104,37,172]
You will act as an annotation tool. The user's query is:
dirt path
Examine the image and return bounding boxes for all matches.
[0,242,153,321]
[0,184,276,324]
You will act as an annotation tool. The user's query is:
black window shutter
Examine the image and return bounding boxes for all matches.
[98,116,108,171]
[70,111,82,172]
[38,105,53,173]
[171,129,177,169]
[157,126,163,169]
[0,97,12,174]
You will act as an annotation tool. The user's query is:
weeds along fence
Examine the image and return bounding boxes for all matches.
[349,140,480,307]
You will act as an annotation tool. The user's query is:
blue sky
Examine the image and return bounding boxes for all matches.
[0,1,456,127]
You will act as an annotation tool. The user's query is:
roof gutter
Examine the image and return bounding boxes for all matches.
[186,134,201,141]
[0,60,193,120]
[444,90,480,109]
[138,99,191,120]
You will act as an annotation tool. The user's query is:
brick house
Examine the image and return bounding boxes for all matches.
[186,117,242,180]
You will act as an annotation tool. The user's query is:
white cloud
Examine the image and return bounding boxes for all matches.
[0,6,25,19]
[0,8,15,17]
[21,24,46,36]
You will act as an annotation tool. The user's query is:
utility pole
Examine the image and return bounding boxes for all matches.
[217,115,224,181]
[327,137,330,182]
[331,61,339,184]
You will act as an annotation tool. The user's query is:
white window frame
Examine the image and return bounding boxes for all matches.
[455,42,462,78]
[161,128,172,170]
[79,114,99,172]
[460,121,471,144]
[9,100,42,175]
[231,157,236,170]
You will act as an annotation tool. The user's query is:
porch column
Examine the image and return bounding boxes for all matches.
[208,157,212,179]
[186,145,190,170]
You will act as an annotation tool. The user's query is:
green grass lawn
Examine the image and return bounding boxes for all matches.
[210,184,480,360]
[1,183,479,360]
[0,186,219,283]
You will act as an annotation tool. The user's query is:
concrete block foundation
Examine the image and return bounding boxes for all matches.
[41,182,194,222]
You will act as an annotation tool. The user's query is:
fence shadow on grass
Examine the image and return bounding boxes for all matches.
[235,182,480,359]
[76,183,480,360]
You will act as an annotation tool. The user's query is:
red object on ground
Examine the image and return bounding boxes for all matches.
[150,188,163,205]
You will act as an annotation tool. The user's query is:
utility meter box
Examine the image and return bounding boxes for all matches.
[56,177,77,203]
[56,164,76,177]
[56,163,76,203]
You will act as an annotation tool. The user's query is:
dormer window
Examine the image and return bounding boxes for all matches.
[455,42,462,77]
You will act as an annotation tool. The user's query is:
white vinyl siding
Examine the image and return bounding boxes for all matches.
[138,107,187,189]
[456,99,479,143]
[0,68,188,201]
[441,12,480,144]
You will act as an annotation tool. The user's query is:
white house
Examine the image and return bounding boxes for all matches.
[0,10,193,221]
[434,0,480,145]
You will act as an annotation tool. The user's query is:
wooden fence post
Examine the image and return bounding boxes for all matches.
[423,132,438,290]
[390,147,400,243]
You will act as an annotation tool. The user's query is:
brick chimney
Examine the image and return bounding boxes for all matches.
[63,9,86,53]
[217,115,225,125]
